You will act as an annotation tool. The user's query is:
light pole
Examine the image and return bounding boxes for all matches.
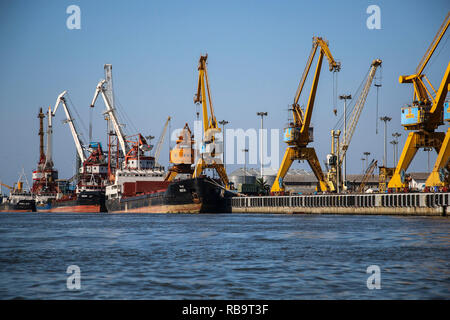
[424,147,432,171]
[390,140,398,167]
[375,83,382,134]
[363,152,371,172]
[219,120,229,172]
[256,112,268,180]
[392,132,401,167]
[339,94,352,186]
[380,116,392,167]
[361,158,366,174]
[242,148,249,178]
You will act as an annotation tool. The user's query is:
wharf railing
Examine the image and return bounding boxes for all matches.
[230,193,450,209]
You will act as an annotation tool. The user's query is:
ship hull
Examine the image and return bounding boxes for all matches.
[106,177,232,213]
[0,200,36,212]
[37,191,106,213]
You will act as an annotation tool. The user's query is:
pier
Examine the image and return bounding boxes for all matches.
[230,193,450,216]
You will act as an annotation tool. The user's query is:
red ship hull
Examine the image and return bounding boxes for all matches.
[38,204,102,213]
[36,191,106,213]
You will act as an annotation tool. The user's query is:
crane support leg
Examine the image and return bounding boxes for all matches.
[271,147,329,193]
[214,163,229,187]
[271,147,295,193]
[388,131,445,189]
[388,132,420,189]
[164,171,179,182]
[193,157,230,188]
[193,158,206,178]
[426,127,450,187]
[302,147,329,192]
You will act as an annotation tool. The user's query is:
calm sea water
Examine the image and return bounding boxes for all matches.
[0,213,448,299]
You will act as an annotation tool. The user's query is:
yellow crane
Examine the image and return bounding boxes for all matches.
[192,55,230,188]
[0,181,14,191]
[388,12,450,190]
[271,36,341,193]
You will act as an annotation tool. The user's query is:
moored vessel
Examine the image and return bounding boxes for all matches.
[0,190,36,212]
[0,178,36,213]
[106,177,231,213]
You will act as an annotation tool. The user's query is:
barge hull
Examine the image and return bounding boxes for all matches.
[0,200,36,212]
[107,177,231,213]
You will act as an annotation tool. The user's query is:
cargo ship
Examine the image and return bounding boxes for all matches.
[36,141,109,213]
[106,176,231,213]
[0,189,36,212]
[0,178,36,213]
[32,104,108,213]
[39,190,106,213]
[104,119,233,213]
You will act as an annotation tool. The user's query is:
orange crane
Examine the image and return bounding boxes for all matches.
[164,123,195,182]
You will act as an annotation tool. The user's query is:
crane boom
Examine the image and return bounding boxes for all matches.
[416,12,450,76]
[339,59,382,163]
[90,80,129,156]
[44,104,55,169]
[357,159,377,193]
[294,37,341,134]
[153,116,171,164]
[53,91,86,163]
[0,181,13,190]
[399,12,449,107]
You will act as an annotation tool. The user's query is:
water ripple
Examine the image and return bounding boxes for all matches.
[0,213,448,299]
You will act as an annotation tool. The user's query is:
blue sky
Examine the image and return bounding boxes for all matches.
[0,0,449,186]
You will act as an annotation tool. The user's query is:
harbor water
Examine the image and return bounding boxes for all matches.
[0,213,448,299]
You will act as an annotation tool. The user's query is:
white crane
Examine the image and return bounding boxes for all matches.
[52,91,87,163]
[90,79,129,157]
[339,59,382,162]
[327,59,382,191]
[153,116,171,165]
[44,105,54,168]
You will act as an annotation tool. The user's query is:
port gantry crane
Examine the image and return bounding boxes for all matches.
[90,64,154,180]
[91,79,129,160]
[53,91,87,164]
[53,91,108,192]
[326,59,382,192]
[388,12,450,190]
[271,36,341,193]
[192,55,230,188]
[91,65,154,173]
[153,116,171,167]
